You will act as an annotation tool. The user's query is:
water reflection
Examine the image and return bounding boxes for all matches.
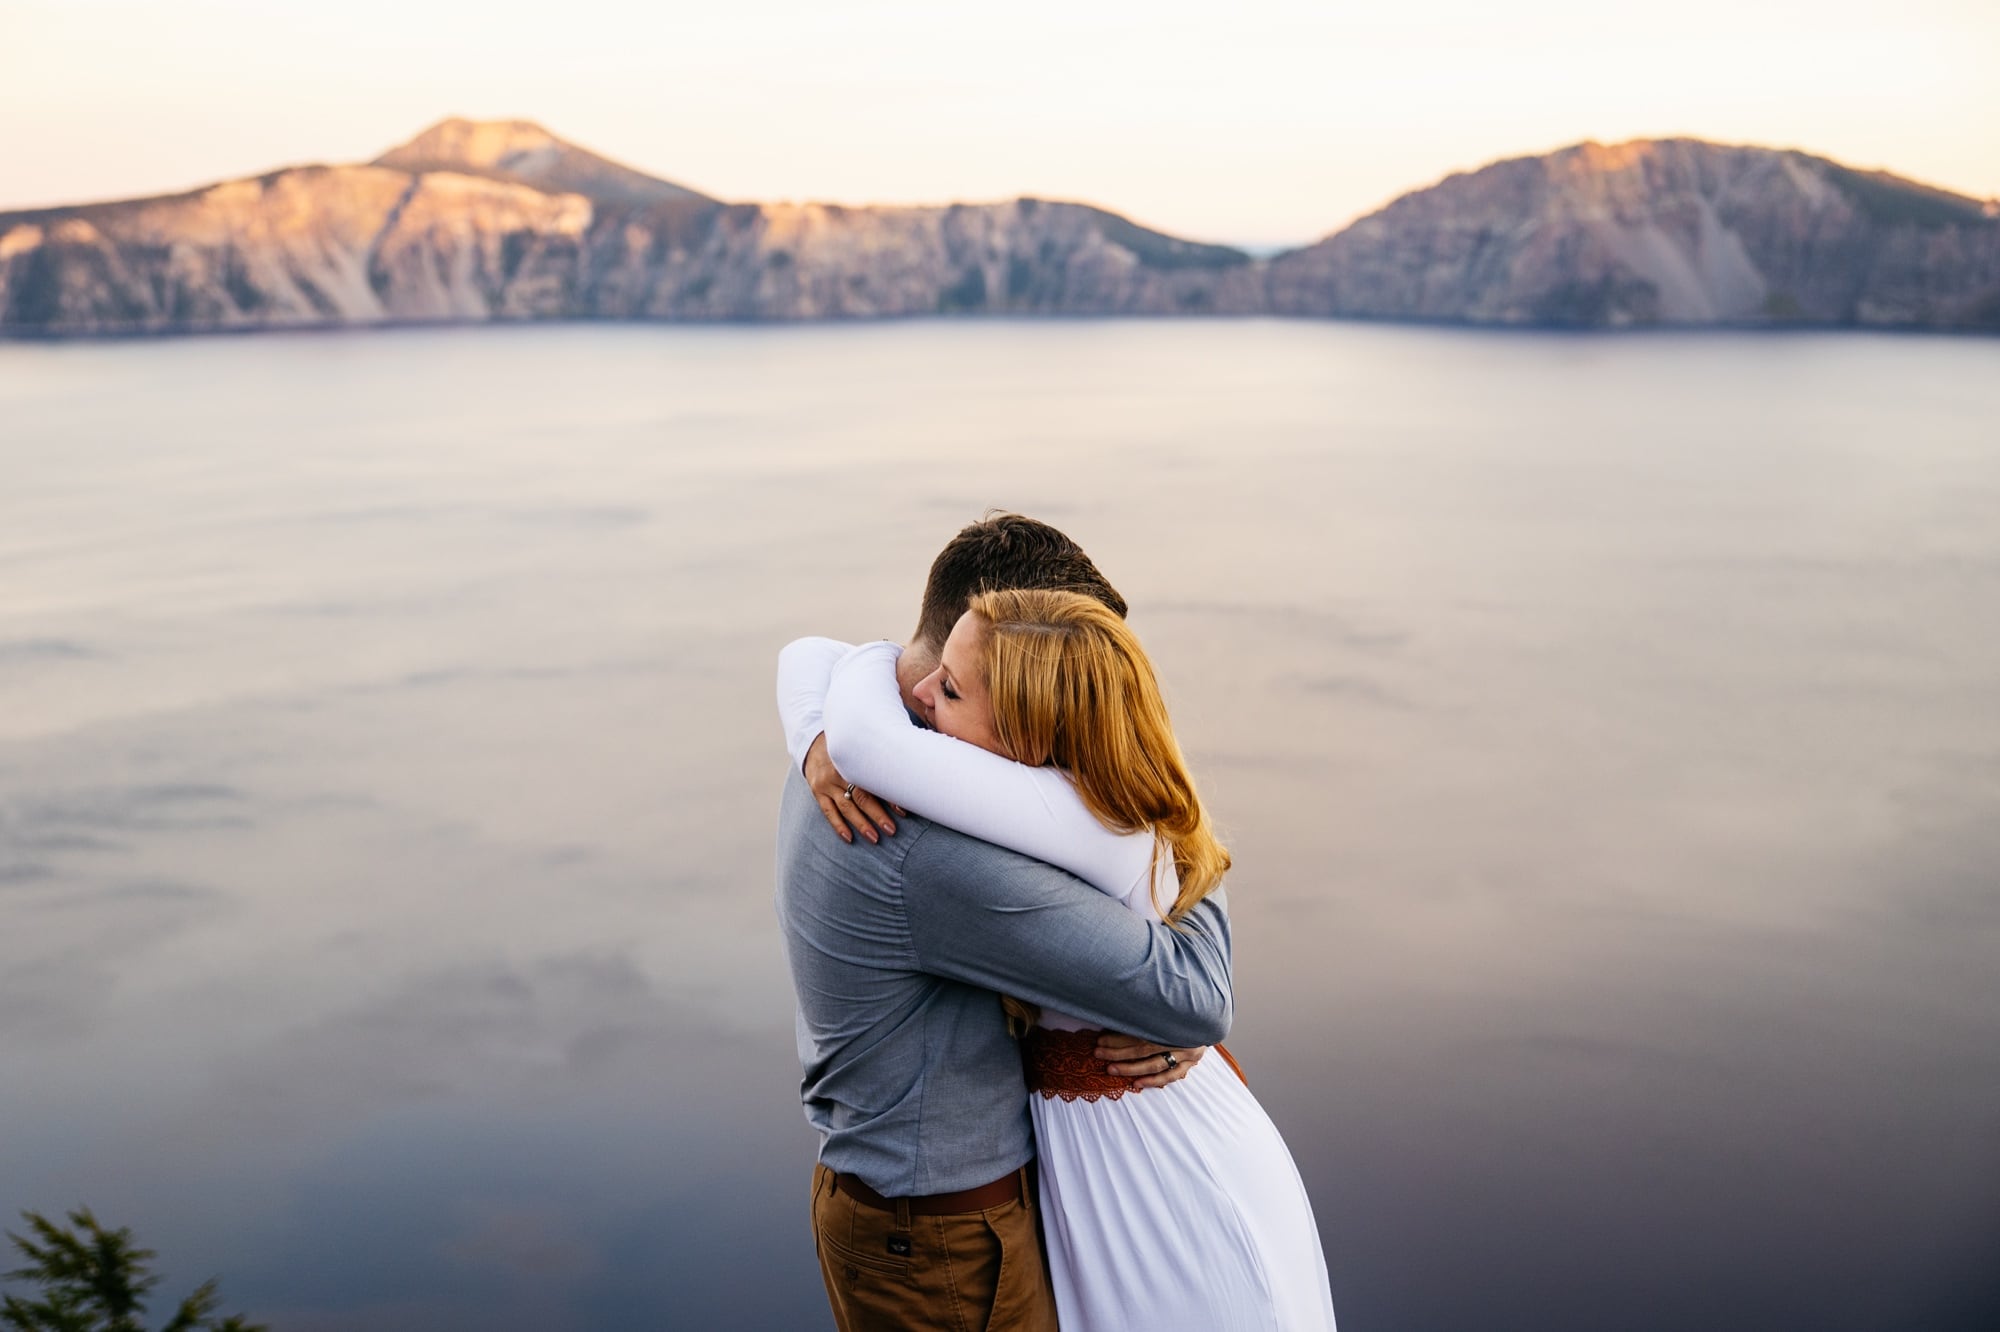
[1,321,1996,1330]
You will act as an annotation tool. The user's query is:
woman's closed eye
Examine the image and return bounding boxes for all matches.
[941,680,961,701]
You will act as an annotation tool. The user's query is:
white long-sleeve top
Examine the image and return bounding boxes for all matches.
[776,636,1180,1029]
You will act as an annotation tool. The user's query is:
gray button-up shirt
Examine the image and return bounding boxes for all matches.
[774,768,1234,1196]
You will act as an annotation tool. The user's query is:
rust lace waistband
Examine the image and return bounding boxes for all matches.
[1021,1028,1249,1103]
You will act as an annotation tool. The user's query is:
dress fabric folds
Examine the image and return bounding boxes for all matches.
[1032,1049,1337,1330]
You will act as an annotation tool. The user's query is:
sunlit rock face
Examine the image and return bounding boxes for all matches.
[0,165,598,333]
[0,168,410,332]
[369,172,594,322]
[1268,139,2000,329]
[2,124,1994,335]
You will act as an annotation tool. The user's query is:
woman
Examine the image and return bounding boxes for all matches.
[777,589,1337,1331]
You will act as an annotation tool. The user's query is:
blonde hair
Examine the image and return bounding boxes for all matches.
[966,588,1229,923]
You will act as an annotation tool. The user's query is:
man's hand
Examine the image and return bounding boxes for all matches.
[1096,1031,1206,1090]
[803,732,897,845]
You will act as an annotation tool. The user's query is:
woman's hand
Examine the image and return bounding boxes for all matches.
[803,732,898,845]
[1095,1032,1206,1090]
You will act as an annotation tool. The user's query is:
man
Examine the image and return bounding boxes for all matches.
[774,514,1234,1331]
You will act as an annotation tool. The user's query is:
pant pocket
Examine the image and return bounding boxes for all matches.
[980,1200,1055,1332]
[821,1230,913,1281]
[818,1231,918,1331]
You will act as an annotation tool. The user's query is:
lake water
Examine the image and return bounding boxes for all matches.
[1,320,1997,1331]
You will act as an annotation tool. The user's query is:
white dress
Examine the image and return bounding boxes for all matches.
[779,637,1338,1332]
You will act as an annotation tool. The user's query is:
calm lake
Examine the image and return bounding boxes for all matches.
[1,320,1996,1331]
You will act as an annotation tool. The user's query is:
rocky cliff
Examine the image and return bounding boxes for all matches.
[2,123,1994,335]
[0,119,1255,334]
[1269,139,2000,329]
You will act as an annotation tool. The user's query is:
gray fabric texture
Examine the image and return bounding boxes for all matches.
[774,767,1234,1196]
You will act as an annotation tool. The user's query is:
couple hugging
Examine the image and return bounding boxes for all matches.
[774,513,1337,1331]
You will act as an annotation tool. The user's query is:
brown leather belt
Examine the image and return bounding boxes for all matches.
[830,1168,1026,1216]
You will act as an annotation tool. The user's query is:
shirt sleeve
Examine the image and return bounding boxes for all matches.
[775,636,852,772]
[900,825,1233,1048]
[823,640,1157,900]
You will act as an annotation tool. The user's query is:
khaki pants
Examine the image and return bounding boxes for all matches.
[810,1163,1060,1332]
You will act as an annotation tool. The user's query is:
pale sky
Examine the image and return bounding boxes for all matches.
[5,0,1997,247]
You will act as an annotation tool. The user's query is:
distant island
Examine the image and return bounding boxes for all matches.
[2,118,1995,336]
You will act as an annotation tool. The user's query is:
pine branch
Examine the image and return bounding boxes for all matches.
[2,1212,261,1332]
[2,1285,97,1332]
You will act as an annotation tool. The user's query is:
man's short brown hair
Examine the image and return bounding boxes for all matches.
[915,512,1127,650]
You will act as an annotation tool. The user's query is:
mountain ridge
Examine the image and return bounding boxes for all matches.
[2,121,1994,335]
[370,117,717,207]
[1269,137,2000,328]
